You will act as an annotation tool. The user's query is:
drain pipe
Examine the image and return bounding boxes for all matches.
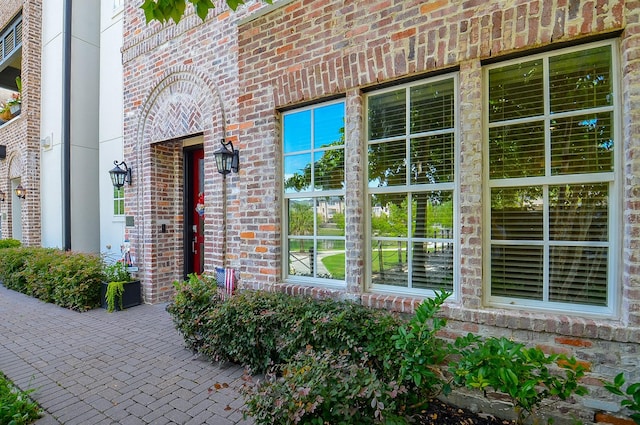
[62,0,72,250]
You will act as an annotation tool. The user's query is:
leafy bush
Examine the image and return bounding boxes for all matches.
[0,247,103,311]
[0,372,41,425]
[0,238,21,249]
[20,248,59,302]
[177,288,402,374]
[391,291,452,407]
[0,247,32,292]
[166,274,225,353]
[449,335,588,425]
[244,348,408,425]
[604,373,640,424]
[49,251,103,311]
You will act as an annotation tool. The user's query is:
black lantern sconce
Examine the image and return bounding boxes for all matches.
[0,190,5,202]
[213,140,239,178]
[109,160,132,188]
[14,184,26,199]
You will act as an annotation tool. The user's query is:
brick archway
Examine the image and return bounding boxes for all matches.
[127,68,227,303]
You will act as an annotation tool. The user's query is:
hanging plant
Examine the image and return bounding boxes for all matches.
[105,280,125,312]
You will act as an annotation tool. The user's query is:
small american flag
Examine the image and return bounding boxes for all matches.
[224,267,235,298]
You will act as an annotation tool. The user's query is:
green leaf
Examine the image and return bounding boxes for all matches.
[614,373,626,387]
[226,0,242,11]
[141,0,159,23]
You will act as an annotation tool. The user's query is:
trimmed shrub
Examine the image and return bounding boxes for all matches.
[166,274,225,352]
[0,247,104,311]
[170,287,403,374]
[244,348,408,425]
[0,247,34,293]
[0,238,21,249]
[49,251,103,311]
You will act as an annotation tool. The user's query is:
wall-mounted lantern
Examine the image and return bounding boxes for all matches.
[213,140,239,178]
[14,184,26,199]
[0,190,5,202]
[109,160,132,188]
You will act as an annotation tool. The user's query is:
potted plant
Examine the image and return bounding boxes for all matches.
[100,261,142,312]
[0,76,21,122]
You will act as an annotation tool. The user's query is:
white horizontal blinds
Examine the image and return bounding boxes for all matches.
[283,101,346,282]
[368,76,456,293]
[487,42,615,309]
[549,183,608,306]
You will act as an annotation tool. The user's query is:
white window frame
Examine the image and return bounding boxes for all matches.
[282,99,347,288]
[365,74,460,299]
[482,39,621,317]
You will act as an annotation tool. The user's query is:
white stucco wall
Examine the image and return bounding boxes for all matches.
[40,0,65,248]
[98,0,125,261]
[40,0,101,252]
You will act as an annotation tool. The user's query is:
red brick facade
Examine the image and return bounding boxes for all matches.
[122,0,639,421]
[0,0,42,246]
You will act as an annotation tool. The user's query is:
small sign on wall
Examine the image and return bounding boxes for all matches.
[125,216,134,227]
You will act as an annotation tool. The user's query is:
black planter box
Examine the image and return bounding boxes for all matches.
[100,280,142,310]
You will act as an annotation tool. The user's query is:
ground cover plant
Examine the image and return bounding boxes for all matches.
[0,372,41,425]
[604,373,640,424]
[449,335,588,425]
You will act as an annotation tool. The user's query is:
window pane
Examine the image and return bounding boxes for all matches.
[410,134,454,184]
[314,149,345,191]
[368,141,406,187]
[410,79,454,133]
[491,245,543,300]
[412,241,453,291]
[314,103,344,148]
[488,59,544,122]
[288,240,313,277]
[491,187,543,240]
[550,183,608,242]
[550,45,612,113]
[283,110,311,153]
[317,196,345,236]
[412,191,453,239]
[288,199,314,236]
[551,113,613,175]
[317,239,345,279]
[550,246,607,306]
[489,122,545,179]
[284,154,311,193]
[368,89,406,140]
[371,193,408,237]
[371,240,408,287]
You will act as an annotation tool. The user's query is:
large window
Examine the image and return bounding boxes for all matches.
[366,75,458,295]
[485,41,618,314]
[283,100,346,284]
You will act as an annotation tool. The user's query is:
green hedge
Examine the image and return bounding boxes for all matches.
[167,275,403,374]
[0,247,104,311]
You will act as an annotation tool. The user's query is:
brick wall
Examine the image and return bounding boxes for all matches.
[0,0,42,246]
[122,0,243,302]
[122,0,639,421]
[235,0,639,422]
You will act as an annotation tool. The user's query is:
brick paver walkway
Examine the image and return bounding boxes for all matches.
[0,285,254,425]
